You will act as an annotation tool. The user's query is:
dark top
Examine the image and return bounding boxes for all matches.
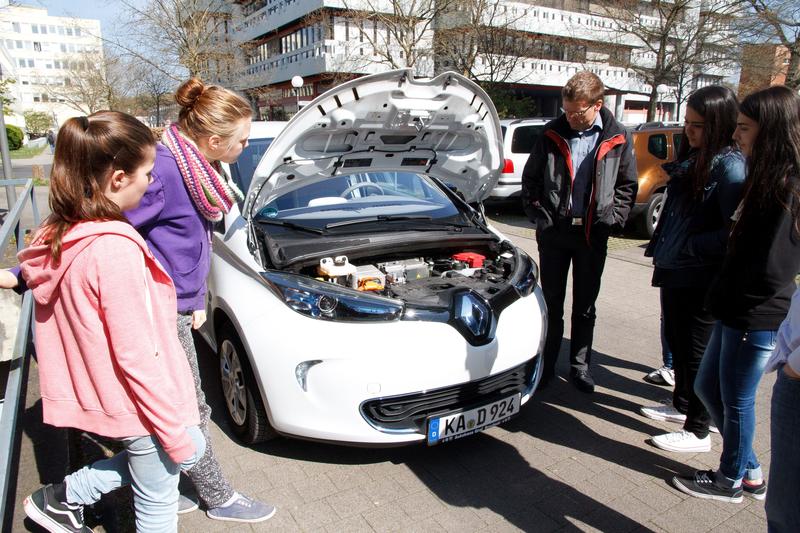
[645,147,746,288]
[706,190,800,330]
[521,106,638,239]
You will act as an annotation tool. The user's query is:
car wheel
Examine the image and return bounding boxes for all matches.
[218,324,275,444]
[638,191,664,238]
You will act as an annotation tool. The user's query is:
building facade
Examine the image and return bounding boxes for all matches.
[222,0,739,123]
[738,44,790,97]
[0,2,103,126]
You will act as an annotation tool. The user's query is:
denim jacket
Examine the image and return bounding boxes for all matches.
[645,147,746,283]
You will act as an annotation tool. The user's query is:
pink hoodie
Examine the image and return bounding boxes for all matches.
[18,220,200,464]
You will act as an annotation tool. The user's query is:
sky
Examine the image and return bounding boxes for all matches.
[27,0,144,38]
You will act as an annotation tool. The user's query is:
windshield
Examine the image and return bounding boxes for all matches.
[230,137,275,193]
[254,171,466,230]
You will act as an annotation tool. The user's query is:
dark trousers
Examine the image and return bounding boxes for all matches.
[661,286,714,439]
[537,221,609,378]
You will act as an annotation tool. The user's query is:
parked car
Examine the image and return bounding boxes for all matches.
[200,70,547,447]
[488,118,551,200]
[629,126,684,237]
[632,120,682,131]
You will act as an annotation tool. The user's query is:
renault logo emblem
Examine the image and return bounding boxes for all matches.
[454,291,495,340]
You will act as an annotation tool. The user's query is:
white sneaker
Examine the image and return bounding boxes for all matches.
[658,367,675,386]
[640,402,687,424]
[709,425,719,434]
[644,366,675,386]
[651,430,711,453]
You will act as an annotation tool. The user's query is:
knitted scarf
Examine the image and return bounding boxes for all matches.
[162,123,243,222]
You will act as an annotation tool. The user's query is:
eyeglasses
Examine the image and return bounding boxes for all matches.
[563,103,595,118]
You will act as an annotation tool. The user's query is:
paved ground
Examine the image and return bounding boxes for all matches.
[8,204,773,532]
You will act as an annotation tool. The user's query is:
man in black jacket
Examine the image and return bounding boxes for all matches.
[522,71,638,393]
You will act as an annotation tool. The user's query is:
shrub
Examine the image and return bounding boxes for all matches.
[6,124,23,150]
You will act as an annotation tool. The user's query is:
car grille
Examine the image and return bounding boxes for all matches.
[360,357,538,433]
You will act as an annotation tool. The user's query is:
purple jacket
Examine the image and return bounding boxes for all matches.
[125,144,212,313]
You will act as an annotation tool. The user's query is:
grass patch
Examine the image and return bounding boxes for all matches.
[3,143,48,160]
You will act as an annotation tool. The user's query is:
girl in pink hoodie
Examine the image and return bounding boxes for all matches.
[18,111,204,533]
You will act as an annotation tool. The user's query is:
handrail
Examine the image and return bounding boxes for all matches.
[0,178,39,531]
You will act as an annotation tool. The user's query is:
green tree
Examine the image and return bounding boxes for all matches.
[0,78,16,115]
[23,110,52,137]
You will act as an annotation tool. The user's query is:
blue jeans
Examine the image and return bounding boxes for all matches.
[767,366,800,533]
[64,426,205,532]
[695,323,775,485]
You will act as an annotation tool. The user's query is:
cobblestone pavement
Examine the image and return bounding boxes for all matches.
[11,205,772,532]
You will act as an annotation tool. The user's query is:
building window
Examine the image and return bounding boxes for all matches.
[12,22,20,32]
[58,26,64,35]
[27,59,33,67]
[40,25,47,34]
[18,59,25,67]
[34,42,41,52]
[66,28,72,36]
[15,40,22,48]
[33,95,40,102]
[75,28,81,37]
[32,25,38,34]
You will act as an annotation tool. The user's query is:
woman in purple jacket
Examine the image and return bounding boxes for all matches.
[124,78,275,523]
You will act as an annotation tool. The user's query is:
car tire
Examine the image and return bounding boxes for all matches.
[217,324,276,444]
[638,191,664,238]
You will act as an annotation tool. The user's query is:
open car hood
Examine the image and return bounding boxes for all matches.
[244,69,503,219]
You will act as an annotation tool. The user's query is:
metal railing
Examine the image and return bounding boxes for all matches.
[0,178,40,531]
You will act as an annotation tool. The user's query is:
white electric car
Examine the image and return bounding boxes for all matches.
[200,69,546,446]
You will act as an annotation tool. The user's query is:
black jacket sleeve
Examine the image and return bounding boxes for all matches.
[611,132,638,229]
[685,155,746,260]
[521,134,547,223]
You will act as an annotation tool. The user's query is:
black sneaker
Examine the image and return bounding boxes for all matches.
[24,484,92,533]
[672,470,743,503]
[742,479,767,500]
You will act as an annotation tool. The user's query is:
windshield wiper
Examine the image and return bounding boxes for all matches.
[325,215,433,229]
[255,218,325,235]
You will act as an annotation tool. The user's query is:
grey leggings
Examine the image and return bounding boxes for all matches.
[177,314,235,508]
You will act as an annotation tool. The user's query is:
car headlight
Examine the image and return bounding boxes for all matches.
[512,252,539,297]
[261,271,404,322]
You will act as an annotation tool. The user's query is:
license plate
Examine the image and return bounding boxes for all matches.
[427,394,520,445]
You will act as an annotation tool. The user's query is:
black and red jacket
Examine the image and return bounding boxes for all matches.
[521,107,638,240]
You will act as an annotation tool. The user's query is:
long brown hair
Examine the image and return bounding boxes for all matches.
[733,86,800,240]
[43,111,156,263]
[175,78,252,147]
[677,85,739,197]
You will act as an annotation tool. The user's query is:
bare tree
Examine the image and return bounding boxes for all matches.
[736,0,800,89]
[45,51,129,114]
[335,0,454,75]
[133,62,176,126]
[117,0,240,81]
[434,0,528,84]
[594,0,739,121]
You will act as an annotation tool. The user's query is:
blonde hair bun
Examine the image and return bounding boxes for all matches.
[175,78,252,143]
[175,78,206,109]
